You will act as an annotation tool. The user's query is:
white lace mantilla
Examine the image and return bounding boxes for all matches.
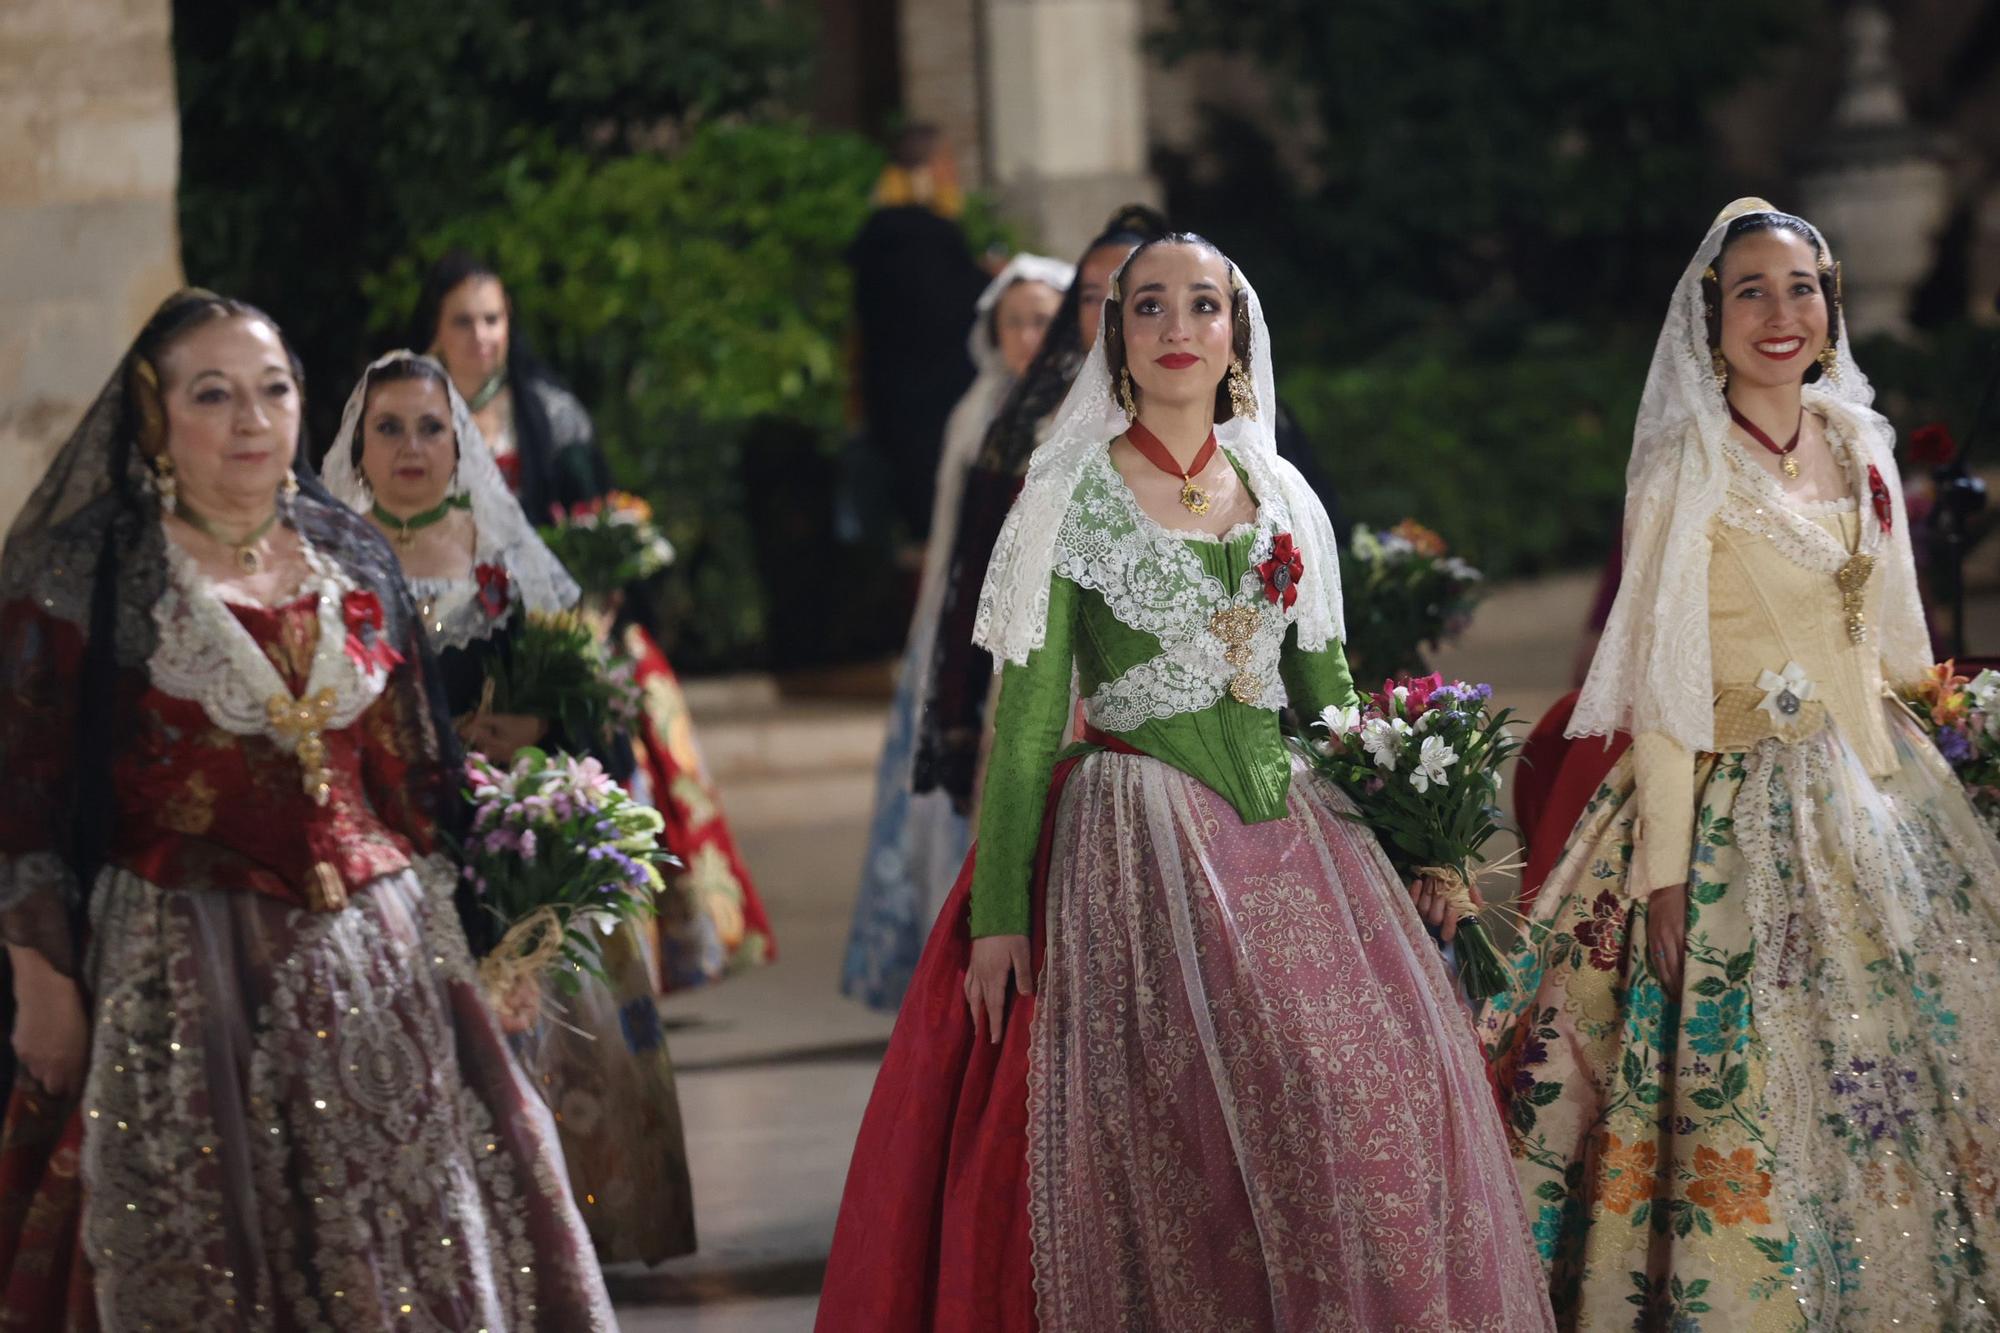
[149,535,390,747]
[407,574,512,653]
[1057,451,1297,732]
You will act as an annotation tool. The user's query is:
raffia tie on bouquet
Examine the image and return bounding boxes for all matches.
[477,903,567,1025]
[1412,847,1531,939]
[1414,847,1526,915]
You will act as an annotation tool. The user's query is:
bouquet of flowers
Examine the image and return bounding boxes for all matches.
[483,609,627,751]
[538,491,676,600]
[1299,673,1521,1001]
[1902,661,2000,832]
[1338,520,1484,679]
[458,748,672,1002]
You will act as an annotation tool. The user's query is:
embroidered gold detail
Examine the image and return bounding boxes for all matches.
[1836,553,1876,646]
[159,772,217,836]
[1208,606,1263,704]
[306,860,348,912]
[268,686,338,805]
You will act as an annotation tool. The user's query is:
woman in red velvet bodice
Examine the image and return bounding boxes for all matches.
[0,292,614,1331]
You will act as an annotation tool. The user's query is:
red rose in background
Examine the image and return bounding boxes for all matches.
[341,589,404,675]
[1258,532,1304,609]
[1868,465,1893,535]
[475,563,513,619]
[1909,423,1957,468]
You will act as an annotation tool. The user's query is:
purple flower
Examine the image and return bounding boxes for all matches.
[1938,724,1975,766]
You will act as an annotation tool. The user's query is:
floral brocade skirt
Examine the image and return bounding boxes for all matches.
[1,858,614,1331]
[623,624,775,991]
[1480,706,2000,1330]
[1030,751,1552,1330]
[514,920,696,1265]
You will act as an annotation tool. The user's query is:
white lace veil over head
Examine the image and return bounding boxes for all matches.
[1570,198,1930,750]
[972,241,1344,668]
[969,253,1078,374]
[322,350,578,614]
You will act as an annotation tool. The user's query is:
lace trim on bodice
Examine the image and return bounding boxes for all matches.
[149,535,390,748]
[407,574,512,652]
[1056,450,1299,732]
[1715,419,1881,579]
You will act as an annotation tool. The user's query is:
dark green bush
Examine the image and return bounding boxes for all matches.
[367,124,890,671]
[1284,325,1650,581]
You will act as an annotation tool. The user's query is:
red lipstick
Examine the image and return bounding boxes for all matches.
[1154,353,1199,370]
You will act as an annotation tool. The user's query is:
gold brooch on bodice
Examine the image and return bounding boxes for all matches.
[1835,553,1875,646]
[1208,606,1263,704]
[268,687,338,806]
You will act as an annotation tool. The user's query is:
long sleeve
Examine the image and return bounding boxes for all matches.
[360,648,450,857]
[1630,730,1695,897]
[968,573,1077,938]
[1280,623,1360,724]
[0,601,86,974]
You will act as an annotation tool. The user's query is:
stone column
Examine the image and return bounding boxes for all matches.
[1797,2,1952,339]
[980,0,1160,255]
[0,0,184,531]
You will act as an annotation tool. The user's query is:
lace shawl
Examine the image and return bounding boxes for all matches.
[1571,201,1929,750]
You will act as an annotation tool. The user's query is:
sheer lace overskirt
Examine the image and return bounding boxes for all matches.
[975,269,1343,670]
[1572,205,1929,751]
[1027,751,1554,1332]
[79,855,615,1330]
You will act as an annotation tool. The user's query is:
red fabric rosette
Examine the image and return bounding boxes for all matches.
[475,563,512,619]
[1258,532,1304,609]
[341,588,403,675]
[1868,465,1893,535]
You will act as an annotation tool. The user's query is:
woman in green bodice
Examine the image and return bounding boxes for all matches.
[818,236,1554,1331]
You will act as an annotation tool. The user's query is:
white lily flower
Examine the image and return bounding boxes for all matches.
[1970,670,2000,711]
[1360,716,1410,769]
[1409,735,1458,793]
[1318,703,1363,737]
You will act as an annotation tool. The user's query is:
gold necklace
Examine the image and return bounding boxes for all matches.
[176,501,280,574]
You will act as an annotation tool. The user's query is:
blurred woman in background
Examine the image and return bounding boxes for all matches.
[842,253,1073,1012]
[325,350,696,1266]
[413,254,776,989]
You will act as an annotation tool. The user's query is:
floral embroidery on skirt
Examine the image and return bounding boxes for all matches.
[1482,706,2000,1329]
[1031,751,1553,1331]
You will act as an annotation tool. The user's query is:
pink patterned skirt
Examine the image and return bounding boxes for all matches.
[1029,751,1552,1330]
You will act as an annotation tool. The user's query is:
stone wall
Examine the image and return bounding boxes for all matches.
[0,0,183,531]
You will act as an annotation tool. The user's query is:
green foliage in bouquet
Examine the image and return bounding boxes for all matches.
[458,748,671,994]
[485,610,625,753]
[539,492,677,600]
[1340,518,1486,680]
[1300,675,1523,1001]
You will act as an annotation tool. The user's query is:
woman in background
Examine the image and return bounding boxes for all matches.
[324,349,696,1266]
[413,253,776,988]
[842,253,1073,1011]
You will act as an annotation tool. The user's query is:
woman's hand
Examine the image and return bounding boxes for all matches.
[492,972,543,1036]
[1410,874,1483,944]
[457,712,547,765]
[8,947,88,1097]
[1646,882,1688,993]
[965,934,1033,1044]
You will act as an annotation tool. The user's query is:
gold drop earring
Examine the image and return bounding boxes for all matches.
[152,453,179,513]
[1118,366,1138,418]
[1226,357,1258,420]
